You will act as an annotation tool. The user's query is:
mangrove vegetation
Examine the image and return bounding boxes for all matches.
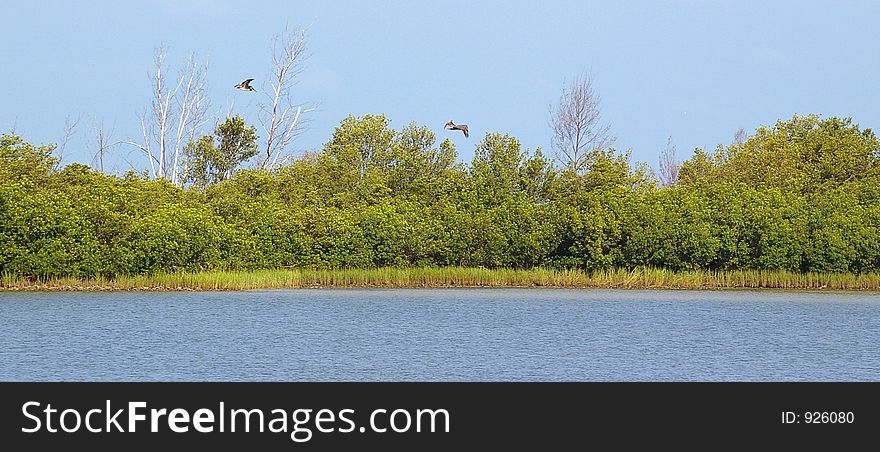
[1,113,879,290]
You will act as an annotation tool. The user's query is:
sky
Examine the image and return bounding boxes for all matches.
[3,0,879,173]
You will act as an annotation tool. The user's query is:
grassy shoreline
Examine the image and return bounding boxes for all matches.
[2,267,880,291]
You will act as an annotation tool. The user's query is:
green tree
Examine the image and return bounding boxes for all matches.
[184,116,259,189]
[2,112,879,279]
[385,124,459,199]
[318,114,395,205]
[0,134,58,181]
[679,115,880,194]
[470,133,554,206]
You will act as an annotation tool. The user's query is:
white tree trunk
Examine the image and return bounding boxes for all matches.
[259,27,311,171]
[125,47,209,185]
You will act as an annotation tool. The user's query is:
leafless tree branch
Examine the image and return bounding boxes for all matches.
[733,128,747,146]
[122,112,158,179]
[91,119,126,173]
[549,73,615,173]
[659,136,680,188]
[169,53,210,185]
[56,114,81,165]
[123,47,210,184]
[258,26,311,171]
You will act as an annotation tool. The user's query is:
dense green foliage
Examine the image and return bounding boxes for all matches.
[1,114,878,278]
[184,115,259,189]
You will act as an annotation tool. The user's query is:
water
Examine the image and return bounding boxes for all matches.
[0,289,878,381]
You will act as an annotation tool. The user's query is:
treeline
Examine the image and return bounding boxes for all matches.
[1,114,878,278]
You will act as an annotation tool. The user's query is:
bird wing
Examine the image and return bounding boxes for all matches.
[244,78,254,84]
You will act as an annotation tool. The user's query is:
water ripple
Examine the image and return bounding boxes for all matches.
[0,289,877,381]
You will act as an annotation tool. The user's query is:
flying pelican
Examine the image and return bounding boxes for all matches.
[234,78,256,92]
[445,120,469,138]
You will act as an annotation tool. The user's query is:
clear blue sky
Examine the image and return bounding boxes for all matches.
[4,0,879,173]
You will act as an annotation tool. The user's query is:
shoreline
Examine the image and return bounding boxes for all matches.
[2,267,879,292]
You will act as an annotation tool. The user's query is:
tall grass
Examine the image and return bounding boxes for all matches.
[2,267,879,291]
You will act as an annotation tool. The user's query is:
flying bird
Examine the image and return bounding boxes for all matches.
[234,78,256,92]
[445,120,469,138]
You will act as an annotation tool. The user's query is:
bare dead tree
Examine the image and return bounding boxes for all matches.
[123,112,157,178]
[91,119,124,173]
[122,48,171,180]
[733,127,747,145]
[549,73,615,173]
[258,27,314,171]
[56,114,81,165]
[152,47,174,179]
[93,120,111,173]
[124,47,210,184]
[659,136,680,188]
[171,54,210,185]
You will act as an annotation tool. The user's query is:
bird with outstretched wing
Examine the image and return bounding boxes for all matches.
[445,120,469,138]
[234,78,256,91]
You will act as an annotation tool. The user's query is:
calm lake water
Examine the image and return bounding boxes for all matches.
[1,289,878,381]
